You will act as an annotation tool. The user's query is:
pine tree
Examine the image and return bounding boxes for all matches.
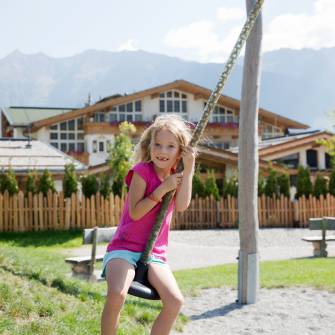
[100,174,112,198]
[204,170,220,200]
[264,169,278,197]
[329,168,335,196]
[0,169,19,195]
[277,173,290,197]
[81,174,99,198]
[25,171,37,195]
[63,164,78,198]
[296,166,312,199]
[313,174,328,199]
[38,170,56,196]
[192,168,206,198]
[224,176,238,198]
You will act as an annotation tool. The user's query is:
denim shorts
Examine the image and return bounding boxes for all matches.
[101,250,167,278]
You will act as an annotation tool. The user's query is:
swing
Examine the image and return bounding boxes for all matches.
[127,0,265,300]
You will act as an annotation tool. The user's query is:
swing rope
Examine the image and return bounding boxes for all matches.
[128,0,265,300]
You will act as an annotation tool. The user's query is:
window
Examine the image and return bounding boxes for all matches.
[94,112,105,123]
[108,100,142,122]
[262,124,283,139]
[48,117,85,154]
[60,122,67,131]
[92,140,97,153]
[68,143,75,152]
[68,120,75,130]
[210,104,236,123]
[77,142,85,152]
[159,90,188,114]
[99,141,105,152]
[60,143,67,152]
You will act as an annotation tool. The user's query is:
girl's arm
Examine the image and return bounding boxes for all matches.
[128,172,181,220]
[175,147,196,212]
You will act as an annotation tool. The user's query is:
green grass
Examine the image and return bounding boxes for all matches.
[0,231,334,334]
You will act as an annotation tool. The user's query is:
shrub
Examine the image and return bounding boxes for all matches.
[25,171,38,195]
[81,174,98,198]
[277,173,290,197]
[62,164,78,198]
[192,168,206,198]
[296,166,312,199]
[100,174,112,198]
[258,174,266,196]
[38,170,56,196]
[265,168,278,197]
[313,174,328,199]
[0,169,19,195]
[223,176,238,198]
[328,168,335,196]
[204,170,220,200]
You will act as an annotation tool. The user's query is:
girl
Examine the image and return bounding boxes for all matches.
[101,115,196,335]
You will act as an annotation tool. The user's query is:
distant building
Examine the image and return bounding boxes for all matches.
[0,138,86,191]
[2,79,333,184]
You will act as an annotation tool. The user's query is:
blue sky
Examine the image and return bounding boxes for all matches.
[1,0,332,62]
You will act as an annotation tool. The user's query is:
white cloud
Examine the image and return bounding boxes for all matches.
[117,39,139,51]
[263,0,335,51]
[216,7,244,21]
[164,19,241,62]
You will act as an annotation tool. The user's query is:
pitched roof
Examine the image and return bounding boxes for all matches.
[229,130,334,157]
[30,80,309,131]
[2,106,77,126]
[0,138,86,173]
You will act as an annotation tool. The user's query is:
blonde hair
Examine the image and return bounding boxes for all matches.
[132,114,194,164]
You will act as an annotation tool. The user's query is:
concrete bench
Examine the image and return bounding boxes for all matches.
[302,217,335,257]
[65,227,116,281]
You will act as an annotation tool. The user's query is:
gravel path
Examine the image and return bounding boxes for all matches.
[172,287,335,335]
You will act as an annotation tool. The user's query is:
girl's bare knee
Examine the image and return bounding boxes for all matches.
[107,287,128,306]
[163,293,184,312]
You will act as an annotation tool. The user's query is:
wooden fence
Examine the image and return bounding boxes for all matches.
[1,191,335,232]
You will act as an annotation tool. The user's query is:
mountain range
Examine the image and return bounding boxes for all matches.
[1,48,335,130]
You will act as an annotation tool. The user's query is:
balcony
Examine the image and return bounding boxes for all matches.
[67,151,89,165]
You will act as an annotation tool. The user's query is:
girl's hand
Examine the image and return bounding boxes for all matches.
[181,146,196,173]
[162,173,183,192]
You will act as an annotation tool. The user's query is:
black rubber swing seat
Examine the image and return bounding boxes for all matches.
[127,261,160,300]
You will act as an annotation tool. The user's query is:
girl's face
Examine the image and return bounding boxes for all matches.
[150,128,181,171]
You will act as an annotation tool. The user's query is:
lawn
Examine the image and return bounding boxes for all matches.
[0,231,334,334]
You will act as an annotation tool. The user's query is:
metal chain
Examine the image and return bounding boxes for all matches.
[140,0,265,264]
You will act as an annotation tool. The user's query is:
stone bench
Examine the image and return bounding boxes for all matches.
[302,217,335,257]
[65,227,116,281]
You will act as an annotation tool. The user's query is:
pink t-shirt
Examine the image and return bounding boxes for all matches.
[106,161,175,261]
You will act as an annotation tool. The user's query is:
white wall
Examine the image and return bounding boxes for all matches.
[85,134,114,166]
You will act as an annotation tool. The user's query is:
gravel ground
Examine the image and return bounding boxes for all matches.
[172,287,335,335]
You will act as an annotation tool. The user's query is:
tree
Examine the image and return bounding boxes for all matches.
[81,174,99,198]
[63,163,78,198]
[277,173,290,198]
[329,168,335,196]
[258,174,265,196]
[100,174,112,198]
[109,121,136,196]
[296,166,313,198]
[264,169,278,197]
[25,171,38,195]
[38,170,56,196]
[313,174,328,199]
[204,170,220,200]
[224,176,238,198]
[192,167,206,198]
[0,169,19,195]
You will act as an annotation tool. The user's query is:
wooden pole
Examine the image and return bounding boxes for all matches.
[238,0,263,304]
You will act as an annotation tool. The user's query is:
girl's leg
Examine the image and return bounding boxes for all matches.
[148,264,184,335]
[101,259,135,335]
